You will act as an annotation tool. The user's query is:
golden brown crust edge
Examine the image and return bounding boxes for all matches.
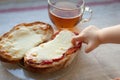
[24,48,81,73]
[0,21,54,63]
[0,51,20,63]
[0,21,53,39]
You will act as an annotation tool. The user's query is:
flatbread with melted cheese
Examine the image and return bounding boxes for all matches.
[24,30,81,73]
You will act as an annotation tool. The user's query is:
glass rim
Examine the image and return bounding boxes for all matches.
[48,0,85,11]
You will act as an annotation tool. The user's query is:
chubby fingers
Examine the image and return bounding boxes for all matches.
[72,31,99,53]
[72,33,84,46]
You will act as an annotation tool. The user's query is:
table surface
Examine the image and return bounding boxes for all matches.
[0,0,120,80]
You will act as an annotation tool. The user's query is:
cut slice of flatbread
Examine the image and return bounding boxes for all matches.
[24,30,81,73]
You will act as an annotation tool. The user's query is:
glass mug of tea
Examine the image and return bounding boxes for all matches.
[48,0,92,30]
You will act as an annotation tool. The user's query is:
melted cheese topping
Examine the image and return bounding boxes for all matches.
[26,30,75,63]
[1,25,52,59]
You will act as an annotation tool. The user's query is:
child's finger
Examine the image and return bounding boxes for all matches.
[72,34,84,46]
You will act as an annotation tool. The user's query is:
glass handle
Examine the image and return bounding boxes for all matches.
[81,7,93,23]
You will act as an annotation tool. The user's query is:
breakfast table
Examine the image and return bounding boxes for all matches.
[0,0,120,80]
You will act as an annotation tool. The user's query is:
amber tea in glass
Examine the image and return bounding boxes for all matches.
[48,0,85,30]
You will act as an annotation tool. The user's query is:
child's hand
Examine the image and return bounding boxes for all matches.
[72,25,101,53]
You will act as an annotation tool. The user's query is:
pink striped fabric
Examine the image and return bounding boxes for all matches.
[0,0,120,13]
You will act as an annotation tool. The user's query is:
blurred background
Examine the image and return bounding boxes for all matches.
[0,0,120,32]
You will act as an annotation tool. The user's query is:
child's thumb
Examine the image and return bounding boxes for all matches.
[75,33,85,41]
[72,34,84,46]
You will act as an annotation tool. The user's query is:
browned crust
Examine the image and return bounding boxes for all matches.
[0,21,53,39]
[24,50,79,73]
[0,21,53,63]
[0,51,20,63]
[24,31,82,73]
[13,21,54,33]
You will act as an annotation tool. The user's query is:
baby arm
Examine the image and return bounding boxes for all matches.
[73,25,120,53]
[99,25,120,44]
